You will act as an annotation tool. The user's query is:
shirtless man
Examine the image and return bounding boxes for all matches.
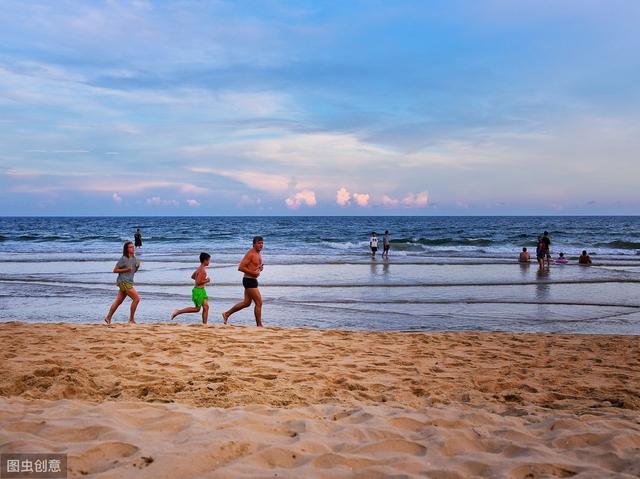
[222,236,264,327]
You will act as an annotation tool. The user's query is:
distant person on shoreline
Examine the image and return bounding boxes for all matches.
[103,241,141,325]
[382,230,390,258]
[134,228,143,249]
[171,252,211,324]
[579,250,592,265]
[519,247,530,263]
[556,252,568,264]
[222,236,264,327]
[370,232,378,258]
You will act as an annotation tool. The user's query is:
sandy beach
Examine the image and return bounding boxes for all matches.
[0,322,638,478]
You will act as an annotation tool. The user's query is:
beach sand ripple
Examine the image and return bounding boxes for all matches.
[1,322,639,477]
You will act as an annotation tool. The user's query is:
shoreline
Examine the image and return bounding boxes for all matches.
[1,322,639,477]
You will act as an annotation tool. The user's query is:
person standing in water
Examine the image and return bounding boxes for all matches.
[104,241,141,325]
[222,236,264,327]
[369,232,378,258]
[382,230,390,259]
[540,231,551,267]
[536,232,551,269]
[134,228,143,249]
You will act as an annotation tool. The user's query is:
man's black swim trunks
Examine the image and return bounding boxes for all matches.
[243,277,259,289]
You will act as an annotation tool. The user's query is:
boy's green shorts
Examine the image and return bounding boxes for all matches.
[192,287,208,307]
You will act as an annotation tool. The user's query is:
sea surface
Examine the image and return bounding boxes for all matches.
[1,216,639,334]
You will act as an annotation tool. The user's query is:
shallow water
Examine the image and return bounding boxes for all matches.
[1,216,639,333]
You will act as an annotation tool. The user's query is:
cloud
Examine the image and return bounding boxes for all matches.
[190,167,309,195]
[183,132,392,170]
[353,193,370,207]
[186,199,200,207]
[3,2,640,215]
[238,195,262,207]
[82,180,209,195]
[381,191,429,208]
[217,91,289,117]
[285,190,316,209]
[24,149,89,154]
[8,184,59,194]
[381,195,399,207]
[112,193,122,204]
[402,191,429,207]
[5,175,211,199]
[244,133,389,167]
[4,169,41,178]
[335,189,371,207]
[146,196,179,206]
[336,187,351,206]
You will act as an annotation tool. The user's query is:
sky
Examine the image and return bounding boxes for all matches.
[1,0,639,216]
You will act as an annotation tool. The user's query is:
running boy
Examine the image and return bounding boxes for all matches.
[171,252,211,324]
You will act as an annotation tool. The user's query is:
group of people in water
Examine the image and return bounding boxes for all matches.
[518,230,593,268]
[103,236,265,327]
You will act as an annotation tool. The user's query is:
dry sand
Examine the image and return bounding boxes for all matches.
[0,322,638,478]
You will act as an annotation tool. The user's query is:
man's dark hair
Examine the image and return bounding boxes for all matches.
[200,252,211,263]
[543,231,549,236]
[253,236,264,245]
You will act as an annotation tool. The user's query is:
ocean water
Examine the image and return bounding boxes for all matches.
[0,216,639,334]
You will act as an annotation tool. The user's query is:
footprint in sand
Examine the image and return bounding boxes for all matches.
[71,441,139,475]
[252,373,278,380]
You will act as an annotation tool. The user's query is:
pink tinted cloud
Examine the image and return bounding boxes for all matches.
[382,195,399,207]
[285,190,316,209]
[402,191,429,207]
[381,191,428,208]
[353,193,370,207]
[336,187,351,206]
